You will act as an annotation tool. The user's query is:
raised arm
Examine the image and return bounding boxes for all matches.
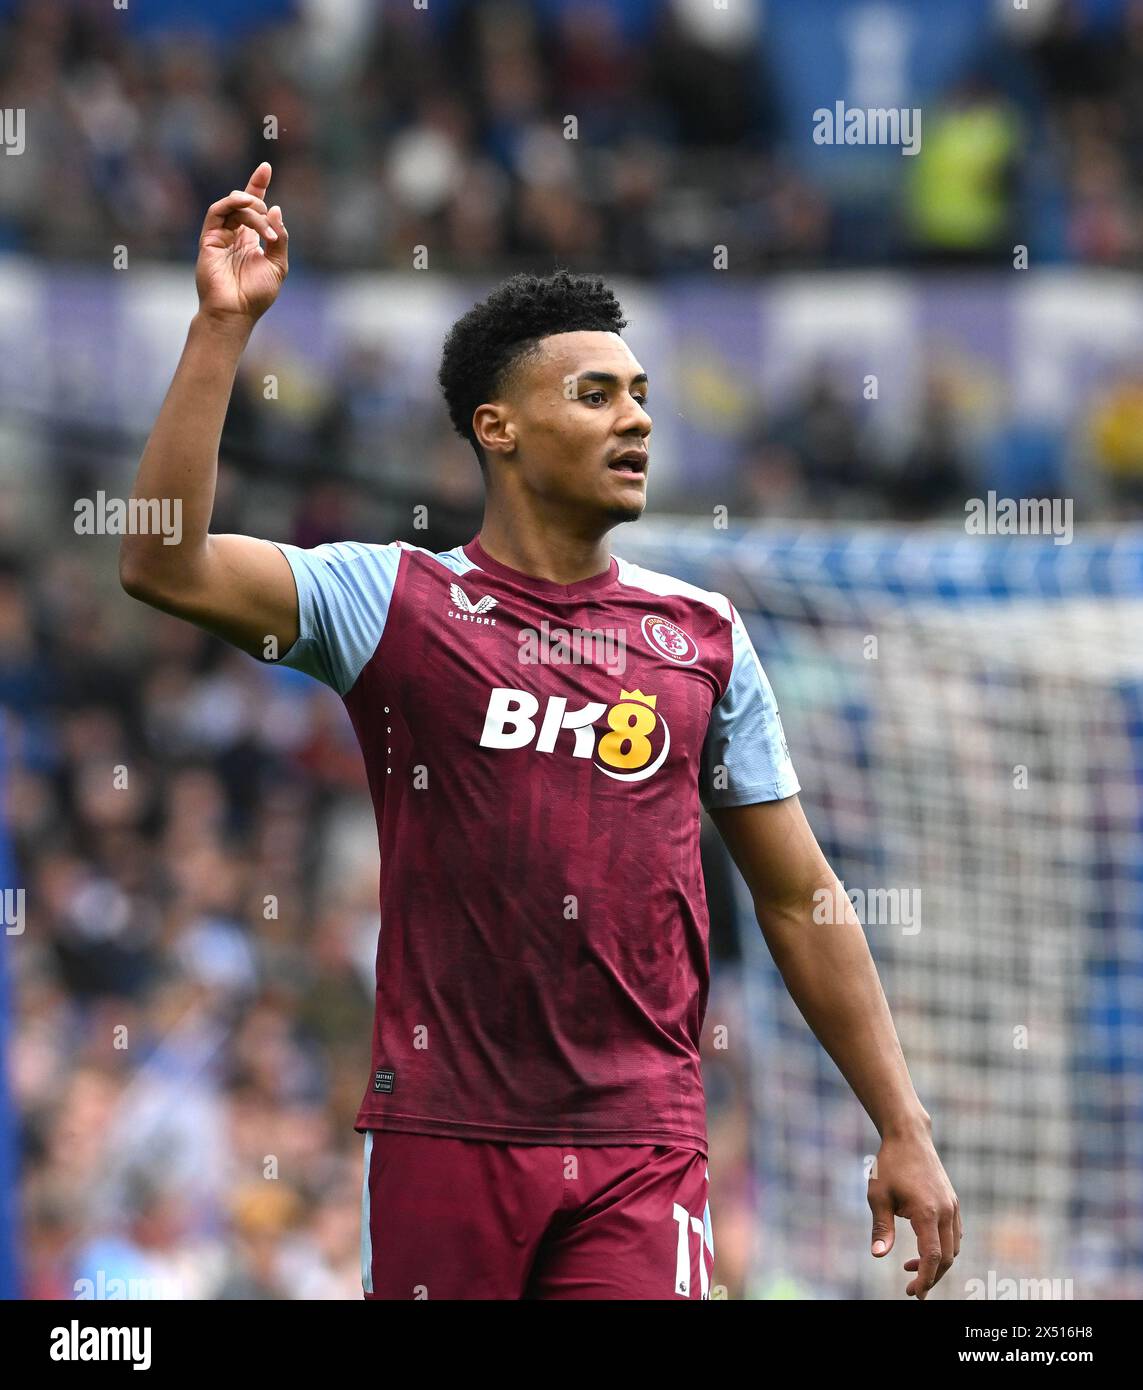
[118,162,299,659]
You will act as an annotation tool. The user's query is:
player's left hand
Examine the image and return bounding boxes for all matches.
[867,1126,962,1299]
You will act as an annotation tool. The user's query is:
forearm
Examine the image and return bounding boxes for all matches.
[756,873,929,1139]
[120,311,252,594]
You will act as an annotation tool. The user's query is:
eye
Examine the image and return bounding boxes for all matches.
[582,390,607,405]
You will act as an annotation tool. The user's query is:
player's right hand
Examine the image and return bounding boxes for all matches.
[196,162,288,326]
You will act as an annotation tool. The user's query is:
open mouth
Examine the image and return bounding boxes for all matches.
[608,453,648,478]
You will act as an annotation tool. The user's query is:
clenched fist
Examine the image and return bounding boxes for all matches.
[196,161,288,327]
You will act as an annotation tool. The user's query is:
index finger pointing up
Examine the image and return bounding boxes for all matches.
[245,162,272,199]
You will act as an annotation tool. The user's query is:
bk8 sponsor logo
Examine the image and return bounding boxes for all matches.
[479,686,670,782]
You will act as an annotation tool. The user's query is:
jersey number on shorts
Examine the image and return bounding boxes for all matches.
[672,1201,711,1299]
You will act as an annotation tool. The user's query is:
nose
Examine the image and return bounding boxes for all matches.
[617,393,652,437]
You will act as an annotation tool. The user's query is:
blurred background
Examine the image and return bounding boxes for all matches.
[0,0,1141,1300]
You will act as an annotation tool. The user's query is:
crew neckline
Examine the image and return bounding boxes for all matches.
[462,534,619,597]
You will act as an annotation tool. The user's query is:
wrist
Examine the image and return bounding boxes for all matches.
[191,308,256,346]
[877,1105,932,1142]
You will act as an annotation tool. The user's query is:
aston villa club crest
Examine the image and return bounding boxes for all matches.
[640,613,698,665]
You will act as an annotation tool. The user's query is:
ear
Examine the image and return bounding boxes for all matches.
[472,403,516,458]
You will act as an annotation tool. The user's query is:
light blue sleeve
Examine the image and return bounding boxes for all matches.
[272,540,402,695]
[700,612,800,809]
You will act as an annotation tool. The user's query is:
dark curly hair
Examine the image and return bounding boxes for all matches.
[438,271,627,465]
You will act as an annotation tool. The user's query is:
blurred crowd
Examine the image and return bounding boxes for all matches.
[0,0,1142,270]
[207,334,1143,530]
[734,356,1143,523]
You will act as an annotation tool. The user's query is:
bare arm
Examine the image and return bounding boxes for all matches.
[711,795,962,1297]
[118,162,299,659]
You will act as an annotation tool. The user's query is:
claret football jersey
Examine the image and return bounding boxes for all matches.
[273,532,799,1156]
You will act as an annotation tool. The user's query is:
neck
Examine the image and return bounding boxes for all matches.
[476,502,615,586]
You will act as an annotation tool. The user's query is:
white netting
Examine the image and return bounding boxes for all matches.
[619,521,1143,1300]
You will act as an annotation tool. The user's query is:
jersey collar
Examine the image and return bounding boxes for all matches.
[462,534,619,598]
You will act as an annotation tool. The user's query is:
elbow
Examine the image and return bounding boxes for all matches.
[119,538,208,610]
[118,543,149,601]
[118,541,166,604]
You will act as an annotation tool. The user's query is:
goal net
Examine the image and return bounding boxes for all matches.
[618,520,1143,1300]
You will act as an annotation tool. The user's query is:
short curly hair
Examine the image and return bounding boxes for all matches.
[438,271,628,465]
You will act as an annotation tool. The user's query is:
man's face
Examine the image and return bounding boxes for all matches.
[484,330,652,524]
